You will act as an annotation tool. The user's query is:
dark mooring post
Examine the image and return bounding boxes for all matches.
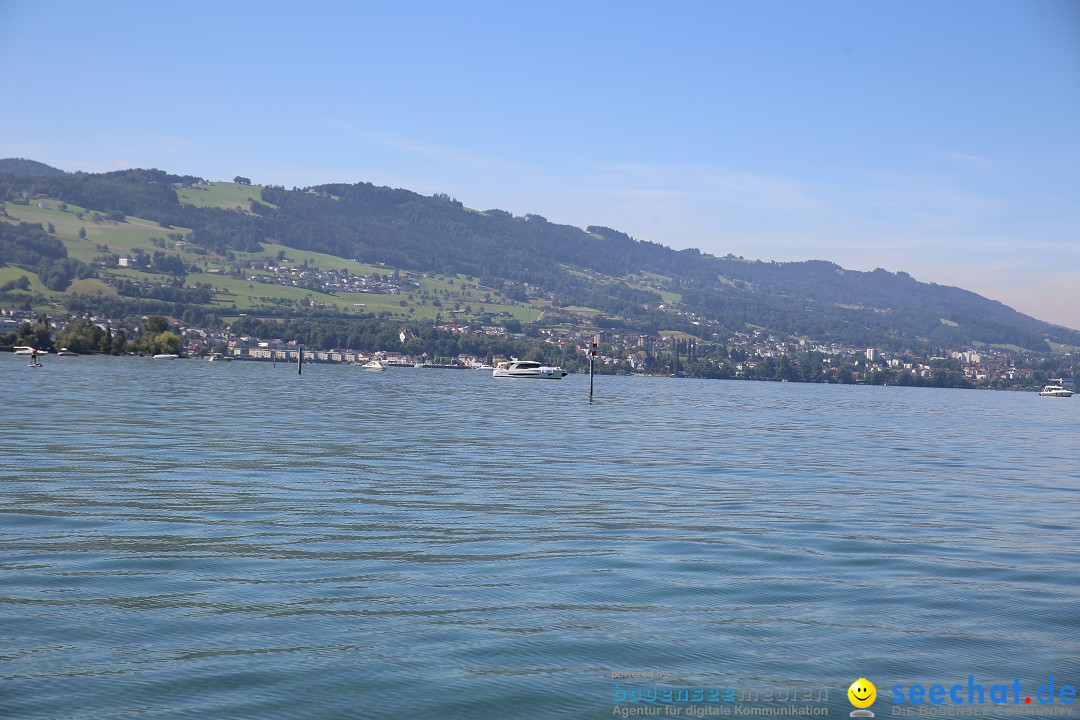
[589,341,597,402]
[297,346,303,375]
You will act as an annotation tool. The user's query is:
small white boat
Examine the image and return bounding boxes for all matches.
[492,358,567,379]
[56,348,79,356]
[361,359,388,371]
[1039,384,1073,397]
[152,353,180,359]
[14,346,46,356]
[207,353,232,362]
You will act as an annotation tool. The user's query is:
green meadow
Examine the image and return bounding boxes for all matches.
[0,265,53,295]
[2,196,557,328]
[622,274,682,304]
[68,278,117,296]
[176,182,276,212]
[248,243,392,277]
[2,201,194,262]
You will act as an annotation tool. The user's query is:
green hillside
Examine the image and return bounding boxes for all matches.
[0,181,535,328]
[0,158,66,176]
[176,181,277,212]
[2,165,1078,355]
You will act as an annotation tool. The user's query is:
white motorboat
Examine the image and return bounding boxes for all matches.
[361,359,388,371]
[492,358,567,379]
[56,348,79,356]
[14,346,46,356]
[152,353,180,359]
[207,353,232,362]
[1039,384,1073,397]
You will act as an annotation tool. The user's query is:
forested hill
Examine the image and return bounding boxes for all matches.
[264,183,1078,350]
[0,158,67,176]
[2,165,1077,352]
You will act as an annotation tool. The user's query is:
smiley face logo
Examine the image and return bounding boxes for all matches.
[848,678,876,709]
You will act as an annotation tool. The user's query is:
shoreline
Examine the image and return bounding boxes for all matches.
[6,349,1064,393]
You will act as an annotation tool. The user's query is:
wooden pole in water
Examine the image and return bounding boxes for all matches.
[297,346,302,375]
[589,341,597,402]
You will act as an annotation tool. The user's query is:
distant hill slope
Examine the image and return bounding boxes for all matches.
[0,158,67,176]
[1,164,1077,352]
[255,182,1080,350]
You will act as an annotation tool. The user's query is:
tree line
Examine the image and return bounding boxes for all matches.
[0,221,94,290]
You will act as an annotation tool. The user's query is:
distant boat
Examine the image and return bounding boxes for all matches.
[492,358,567,379]
[14,346,45,356]
[152,353,180,359]
[207,353,232,362]
[361,359,388,371]
[1039,384,1073,397]
[56,348,79,356]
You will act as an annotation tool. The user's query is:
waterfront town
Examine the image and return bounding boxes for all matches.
[3,306,1074,391]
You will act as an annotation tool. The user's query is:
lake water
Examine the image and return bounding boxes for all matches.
[2,356,1078,719]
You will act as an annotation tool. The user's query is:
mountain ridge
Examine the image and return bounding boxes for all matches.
[0,158,67,176]
[1,161,1077,354]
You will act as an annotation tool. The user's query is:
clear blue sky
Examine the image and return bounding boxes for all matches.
[3,0,1078,330]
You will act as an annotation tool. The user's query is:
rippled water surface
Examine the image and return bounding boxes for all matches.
[3,356,1078,719]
